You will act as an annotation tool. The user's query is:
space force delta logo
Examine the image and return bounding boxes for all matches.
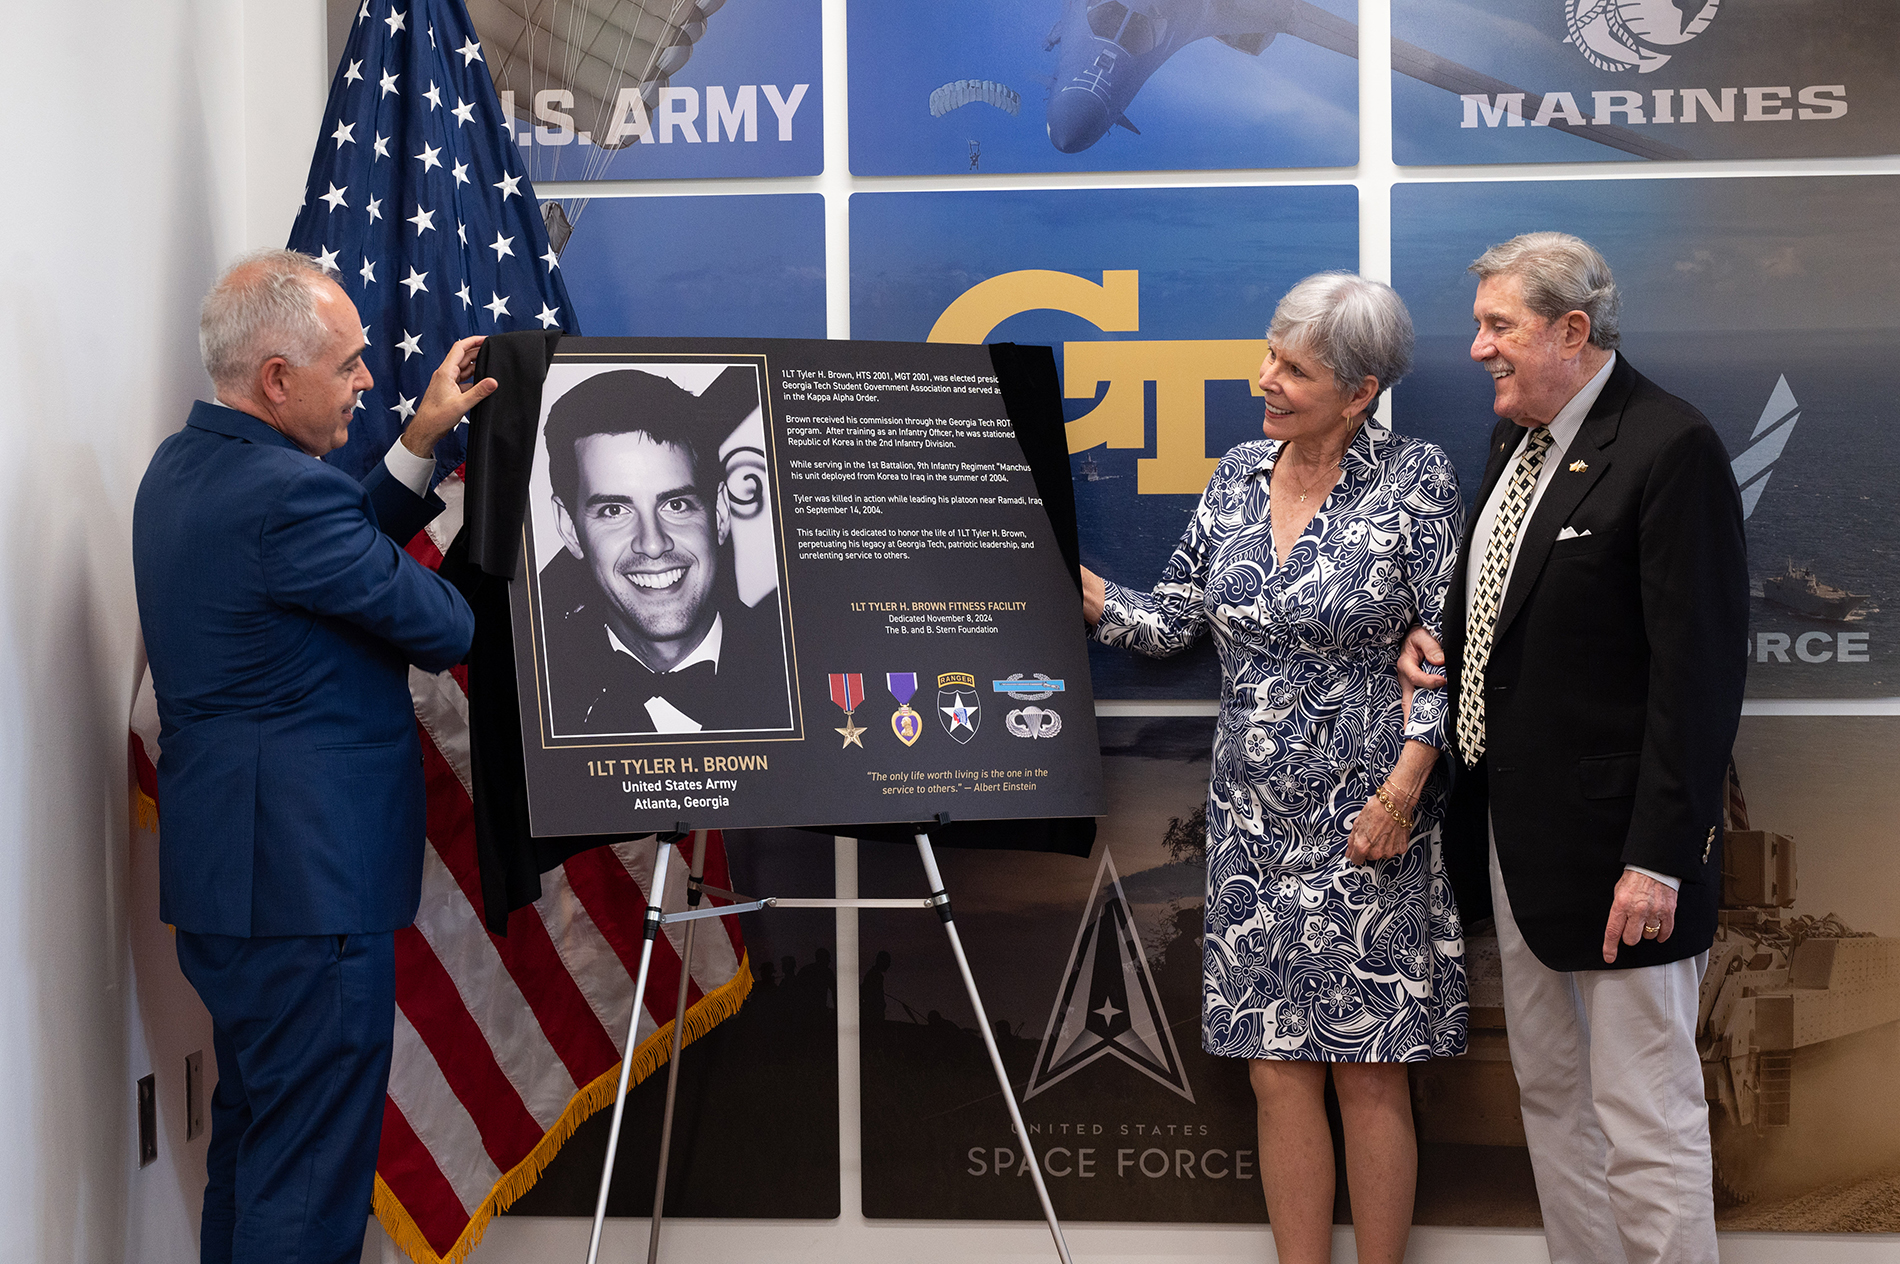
[1458,2,1848,133]
[1024,851,1194,1104]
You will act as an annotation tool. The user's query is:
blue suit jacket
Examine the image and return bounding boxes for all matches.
[134,401,475,936]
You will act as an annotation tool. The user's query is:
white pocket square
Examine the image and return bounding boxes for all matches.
[1556,526,1592,541]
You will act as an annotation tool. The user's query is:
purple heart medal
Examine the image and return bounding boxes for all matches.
[887,672,923,746]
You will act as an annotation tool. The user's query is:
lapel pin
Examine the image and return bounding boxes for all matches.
[1568,459,1588,472]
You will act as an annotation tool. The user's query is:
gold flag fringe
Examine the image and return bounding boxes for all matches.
[133,786,159,833]
[373,951,754,1264]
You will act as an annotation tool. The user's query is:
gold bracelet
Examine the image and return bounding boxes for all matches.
[1373,785,1415,831]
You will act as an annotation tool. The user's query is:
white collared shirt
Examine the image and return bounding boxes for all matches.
[1463,353,1616,613]
[606,616,724,733]
[1462,354,1679,891]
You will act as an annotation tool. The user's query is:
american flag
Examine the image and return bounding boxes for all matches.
[130,3,752,1260]
[289,0,574,482]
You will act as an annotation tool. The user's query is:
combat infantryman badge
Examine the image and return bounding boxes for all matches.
[937,672,980,744]
[829,673,867,749]
[887,672,923,746]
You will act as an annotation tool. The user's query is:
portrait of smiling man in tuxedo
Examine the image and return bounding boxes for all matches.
[539,367,792,736]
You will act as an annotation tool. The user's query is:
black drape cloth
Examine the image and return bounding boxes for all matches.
[452,338,1097,932]
[441,330,644,933]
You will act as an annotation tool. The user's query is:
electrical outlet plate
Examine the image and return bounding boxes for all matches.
[185,1050,205,1141]
[137,1074,158,1167]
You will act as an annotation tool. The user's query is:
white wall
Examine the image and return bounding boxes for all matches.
[0,3,326,1263]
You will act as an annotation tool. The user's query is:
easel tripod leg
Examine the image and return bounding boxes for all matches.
[584,839,676,1264]
[912,833,1076,1264]
[645,830,709,1264]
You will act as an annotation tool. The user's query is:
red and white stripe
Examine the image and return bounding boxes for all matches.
[131,469,748,1264]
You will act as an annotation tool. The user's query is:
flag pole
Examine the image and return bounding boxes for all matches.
[913,830,1075,1264]
[645,829,709,1264]
[585,836,676,1264]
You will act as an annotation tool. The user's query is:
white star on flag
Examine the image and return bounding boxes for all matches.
[489,232,514,261]
[457,37,483,65]
[343,59,363,85]
[360,257,376,285]
[424,81,442,109]
[536,303,561,329]
[398,330,423,360]
[407,206,434,234]
[401,267,429,296]
[355,1,367,22]
[373,133,390,159]
[321,183,349,211]
[485,291,510,320]
[379,69,400,97]
[391,394,417,421]
[456,282,473,308]
[541,244,560,271]
[332,121,356,148]
[315,245,341,272]
[414,142,441,172]
[493,171,522,199]
[456,221,467,245]
[451,99,476,126]
[450,159,469,186]
[384,7,406,35]
[366,195,383,223]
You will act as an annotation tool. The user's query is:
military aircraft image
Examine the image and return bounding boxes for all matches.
[1041,0,1687,159]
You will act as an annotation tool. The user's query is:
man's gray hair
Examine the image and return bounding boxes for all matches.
[1267,272,1415,408]
[199,249,335,392]
[1469,231,1621,350]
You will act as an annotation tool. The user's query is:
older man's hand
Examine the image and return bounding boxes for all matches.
[401,334,497,459]
[1602,869,1678,964]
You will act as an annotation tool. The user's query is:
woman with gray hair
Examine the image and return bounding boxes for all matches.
[1081,272,1467,1264]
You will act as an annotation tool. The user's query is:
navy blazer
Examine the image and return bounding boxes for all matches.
[134,401,475,936]
[1440,356,1749,972]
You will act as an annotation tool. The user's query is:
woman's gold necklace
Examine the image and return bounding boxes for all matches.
[1280,452,1344,504]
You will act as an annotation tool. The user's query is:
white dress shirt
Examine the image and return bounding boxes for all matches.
[212,397,438,497]
[606,616,725,733]
[1463,355,1679,892]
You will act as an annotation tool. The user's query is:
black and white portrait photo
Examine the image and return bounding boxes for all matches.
[528,361,795,738]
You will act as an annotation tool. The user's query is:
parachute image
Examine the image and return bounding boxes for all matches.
[928,78,1022,118]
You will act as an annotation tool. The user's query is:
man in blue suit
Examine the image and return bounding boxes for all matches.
[134,249,495,1263]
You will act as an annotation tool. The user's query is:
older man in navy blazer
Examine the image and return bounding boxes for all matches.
[1402,233,1747,1264]
[135,250,494,1264]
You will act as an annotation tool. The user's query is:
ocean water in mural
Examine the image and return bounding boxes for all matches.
[1393,177,1900,698]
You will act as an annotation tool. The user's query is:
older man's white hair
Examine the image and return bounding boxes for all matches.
[1267,272,1415,410]
[199,249,337,393]
[1469,231,1622,351]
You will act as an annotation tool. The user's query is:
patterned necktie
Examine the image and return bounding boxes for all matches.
[1457,426,1555,764]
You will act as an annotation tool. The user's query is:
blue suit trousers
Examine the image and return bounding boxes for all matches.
[177,930,396,1264]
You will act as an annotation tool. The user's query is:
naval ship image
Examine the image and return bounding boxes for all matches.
[1762,560,1873,622]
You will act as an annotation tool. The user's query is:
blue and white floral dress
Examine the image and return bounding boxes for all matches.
[1096,421,1469,1062]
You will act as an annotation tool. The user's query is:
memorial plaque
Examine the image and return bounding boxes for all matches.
[510,337,1104,836]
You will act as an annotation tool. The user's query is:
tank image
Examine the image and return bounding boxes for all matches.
[1409,772,1900,1229]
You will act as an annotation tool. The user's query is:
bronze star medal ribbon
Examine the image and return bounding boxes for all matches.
[829,672,867,748]
[886,672,923,746]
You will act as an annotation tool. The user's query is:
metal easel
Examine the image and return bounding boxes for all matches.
[582,818,1075,1264]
